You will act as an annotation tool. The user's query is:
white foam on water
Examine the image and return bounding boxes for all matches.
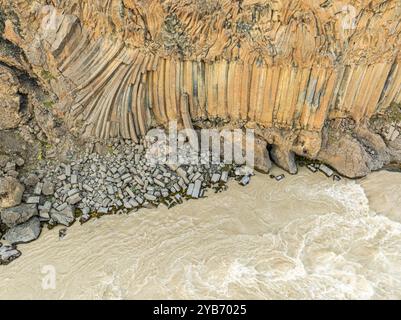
[182,258,260,299]
[1,169,401,299]
[175,180,401,299]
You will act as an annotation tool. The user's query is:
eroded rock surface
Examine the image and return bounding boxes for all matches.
[0,0,401,177]
[0,65,23,130]
[0,176,24,208]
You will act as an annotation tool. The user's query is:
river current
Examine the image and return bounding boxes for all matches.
[1,167,401,299]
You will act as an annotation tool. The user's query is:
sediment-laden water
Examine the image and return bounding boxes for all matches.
[1,167,401,300]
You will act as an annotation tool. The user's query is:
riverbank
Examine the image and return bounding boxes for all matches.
[1,135,342,265]
[1,167,401,299]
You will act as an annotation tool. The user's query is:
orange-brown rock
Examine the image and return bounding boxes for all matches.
[0,65,22,130]
[1,0,401,177]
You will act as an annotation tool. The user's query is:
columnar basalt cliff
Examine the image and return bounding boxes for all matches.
[1,0,401,177]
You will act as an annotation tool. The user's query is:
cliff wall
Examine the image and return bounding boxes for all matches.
[1,0,401,177]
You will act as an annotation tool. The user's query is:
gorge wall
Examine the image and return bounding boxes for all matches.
[1,0,401,177]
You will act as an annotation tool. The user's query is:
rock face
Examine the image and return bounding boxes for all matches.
[0,177,24,208]
[0,1,401,177]
[0,65,23,130]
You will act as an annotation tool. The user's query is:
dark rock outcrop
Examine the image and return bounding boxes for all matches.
[3,216,41,245]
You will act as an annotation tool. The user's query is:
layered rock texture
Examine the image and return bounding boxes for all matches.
[1,0,401,177]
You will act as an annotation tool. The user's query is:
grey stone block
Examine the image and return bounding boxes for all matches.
[67,194,82,205]
[26,196,40,204]
[192,180,202,198]
[220,171,229,183]
[187,183,195,197]
[319,164,334,177]
[307,164,318,173]
[240,175,251,186]
[211,173,221,183]
[34,183,43,195]
[144,193,157,202]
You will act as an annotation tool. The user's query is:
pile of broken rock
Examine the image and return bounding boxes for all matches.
[0,138,261,264]
[1,135,344,265]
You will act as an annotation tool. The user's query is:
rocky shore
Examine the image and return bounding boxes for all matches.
[0,137,245,263]
[0,134,345,265]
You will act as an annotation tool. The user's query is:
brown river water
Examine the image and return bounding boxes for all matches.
[1,167,401,300]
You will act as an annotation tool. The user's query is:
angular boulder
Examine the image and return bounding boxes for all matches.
[3,217,41,245]
[42,181,55,196]
[0,204,38,227]
[50,205,76,226]
[0,243,22,265]
[254,138,272,174]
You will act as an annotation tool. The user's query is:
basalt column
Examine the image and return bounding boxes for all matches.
[1,0,401,177]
